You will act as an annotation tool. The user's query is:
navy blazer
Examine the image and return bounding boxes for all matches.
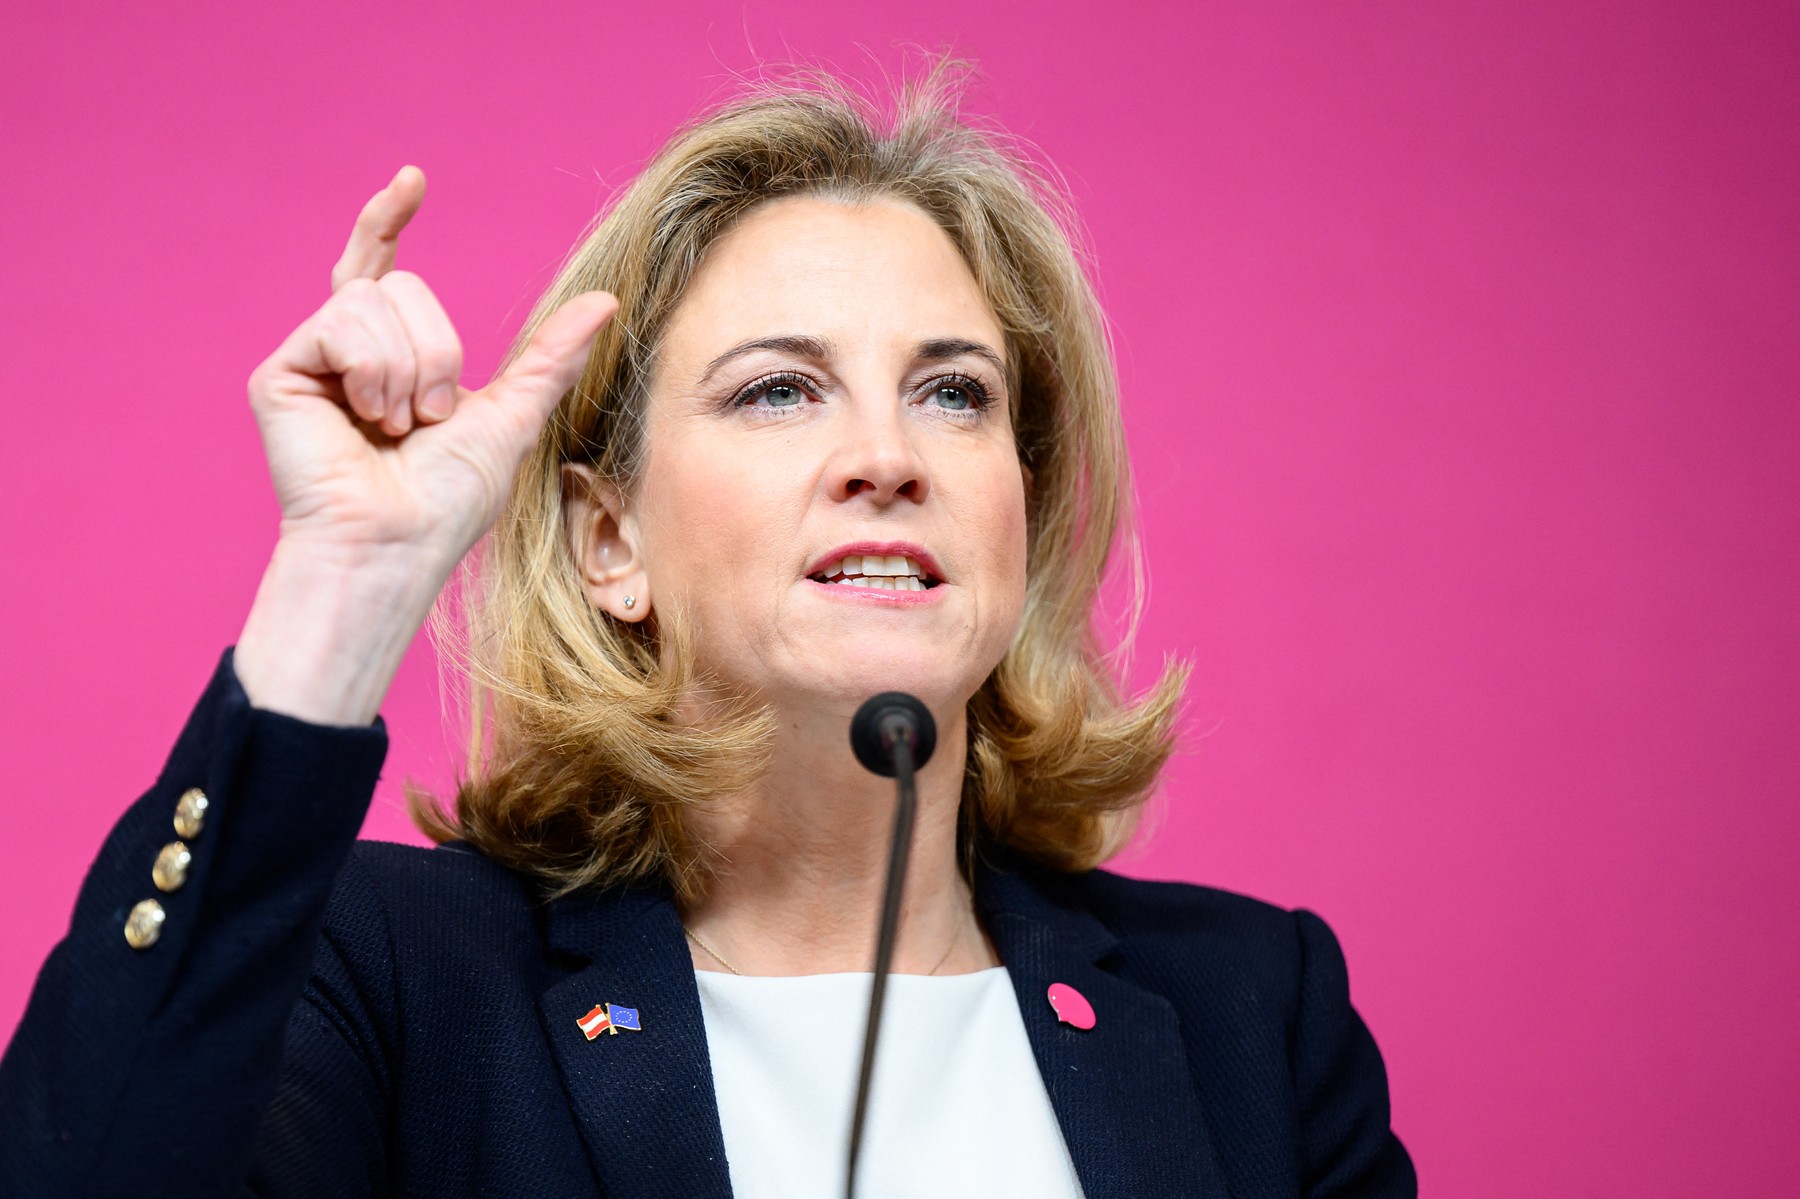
[1,651,1415,1197]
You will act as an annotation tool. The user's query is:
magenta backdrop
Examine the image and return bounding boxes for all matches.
[4,2,1796,1194]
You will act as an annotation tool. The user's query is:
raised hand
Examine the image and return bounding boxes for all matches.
[235,167,618,725]
[251,165,616,564]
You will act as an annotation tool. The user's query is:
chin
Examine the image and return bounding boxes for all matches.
[788,654,982,714]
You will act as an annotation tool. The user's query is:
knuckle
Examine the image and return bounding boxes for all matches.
[315,323,358,367]
[325,331,370,372]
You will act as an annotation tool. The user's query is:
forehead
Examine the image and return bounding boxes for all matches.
[656,194,1006,372]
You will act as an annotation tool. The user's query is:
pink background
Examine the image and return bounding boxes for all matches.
[4,2,1796,1193]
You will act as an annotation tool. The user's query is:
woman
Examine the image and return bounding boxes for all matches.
[1,66,1414,1197]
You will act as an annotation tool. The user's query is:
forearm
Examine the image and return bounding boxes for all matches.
[0,651,389,1194]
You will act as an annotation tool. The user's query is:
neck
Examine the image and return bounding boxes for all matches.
[679,697,995,976]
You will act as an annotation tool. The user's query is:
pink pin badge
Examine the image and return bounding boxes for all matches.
[1047,982,1096,1030]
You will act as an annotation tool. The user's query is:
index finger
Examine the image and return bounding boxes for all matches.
[330,165,427,293]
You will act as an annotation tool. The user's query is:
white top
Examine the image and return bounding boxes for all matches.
[695,967,1086,1199]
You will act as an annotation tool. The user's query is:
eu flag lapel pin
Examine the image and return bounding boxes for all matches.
[577,1002,643,1041]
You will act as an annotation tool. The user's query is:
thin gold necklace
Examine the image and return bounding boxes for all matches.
[686,922,962,977]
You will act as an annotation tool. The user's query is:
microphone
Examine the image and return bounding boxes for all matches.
[848,691,937,779]
[844,692,937,1199]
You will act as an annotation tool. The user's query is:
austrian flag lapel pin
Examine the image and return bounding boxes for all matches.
[578,1002,643,1041]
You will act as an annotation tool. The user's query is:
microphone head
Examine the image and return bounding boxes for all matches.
[849,692,937,778]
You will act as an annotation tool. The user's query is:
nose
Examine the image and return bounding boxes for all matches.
[829,392,930,506]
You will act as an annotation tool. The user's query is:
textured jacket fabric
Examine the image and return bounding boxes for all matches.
[1,650,1416,1197]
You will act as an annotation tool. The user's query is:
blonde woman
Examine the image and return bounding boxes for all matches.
[1,66,1414,1198]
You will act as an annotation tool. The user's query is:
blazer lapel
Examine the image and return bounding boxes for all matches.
[531,861,1229,1199]
[976,860,1231,1199]
[537,884,734,1199]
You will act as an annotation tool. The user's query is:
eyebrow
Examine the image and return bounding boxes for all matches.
[696,334,1009,388]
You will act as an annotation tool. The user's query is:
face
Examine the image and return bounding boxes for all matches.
[616,194,1029,717]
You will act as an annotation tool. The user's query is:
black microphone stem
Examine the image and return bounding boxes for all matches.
[844,721,918,1199]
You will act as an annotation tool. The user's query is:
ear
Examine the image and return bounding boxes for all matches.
[562,463,651,622]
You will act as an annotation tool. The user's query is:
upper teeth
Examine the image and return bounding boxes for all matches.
[818,554,931,589]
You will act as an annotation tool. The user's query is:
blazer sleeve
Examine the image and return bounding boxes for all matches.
[0,649,389,1197]
[1290,908,1419,1198]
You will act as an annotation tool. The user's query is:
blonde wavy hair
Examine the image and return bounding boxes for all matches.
[412,58,1189,901]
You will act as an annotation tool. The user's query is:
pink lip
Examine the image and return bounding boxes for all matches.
[803,578,943,605]
[804,541,946,584]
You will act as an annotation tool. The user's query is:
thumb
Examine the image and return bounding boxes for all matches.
[483,290,619,427]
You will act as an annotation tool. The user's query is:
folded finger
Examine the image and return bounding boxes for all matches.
[309,312,387,425]
[380,270,464,424]
[326,280,416,436]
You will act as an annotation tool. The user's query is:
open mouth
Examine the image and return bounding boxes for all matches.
[807,553,943,592]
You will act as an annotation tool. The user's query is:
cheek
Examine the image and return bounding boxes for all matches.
[975,468,1032,619]
[1002,509,1031,618]
[642,481,742,596]
[637,434,805,603]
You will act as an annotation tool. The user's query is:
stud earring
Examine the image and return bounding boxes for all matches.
[622,595,636,610]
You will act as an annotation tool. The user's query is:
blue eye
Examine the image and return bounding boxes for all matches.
[730,370,996,416]
[932,384,973,410]
[733,372,815,409]
[925,374,993,414]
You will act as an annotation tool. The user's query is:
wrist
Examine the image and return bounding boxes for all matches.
[234,537,454,726]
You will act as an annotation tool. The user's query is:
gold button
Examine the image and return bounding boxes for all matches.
[124,898,166,949]
[173,787,209,839]
[152,841,192,892]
